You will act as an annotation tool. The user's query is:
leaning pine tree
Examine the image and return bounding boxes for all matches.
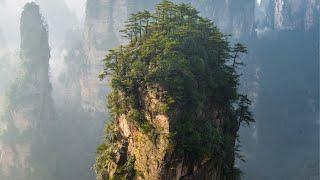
[95,1,254,179]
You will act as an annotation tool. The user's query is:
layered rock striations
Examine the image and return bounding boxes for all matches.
[0,3,56,180]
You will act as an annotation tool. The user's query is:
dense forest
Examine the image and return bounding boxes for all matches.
[95,1,253,179]
[0,0,318,180]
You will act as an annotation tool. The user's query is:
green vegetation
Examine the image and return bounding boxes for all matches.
[112,156,136,180]
[96,0,254,178]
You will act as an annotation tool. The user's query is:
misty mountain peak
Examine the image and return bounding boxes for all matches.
[20,2,50,65]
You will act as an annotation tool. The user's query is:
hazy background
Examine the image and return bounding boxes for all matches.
[0,0,319,180]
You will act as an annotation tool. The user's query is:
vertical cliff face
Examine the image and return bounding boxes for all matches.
[85,0,118,50]
[56,29,86,105]
[240,0,320,179]
[252,27,319,180]
[179,0,253,37]
[81,0,257,114]
[35,0,78,44]
[95,2,253,179]
[78,0,319,179]
[81,0,117,113]
[0,28,12,121]
[257,0,319,31]
[52,28,106,180]
[81,0,160,114]
[0,27,14,105]
[0,3,56,180]
[176,0,256,38]
[98,93,236,179]
[0,28,5,49]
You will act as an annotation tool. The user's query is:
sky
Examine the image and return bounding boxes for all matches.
[64,0,86,19]
[0,0,86,50]
[0,0,31,49]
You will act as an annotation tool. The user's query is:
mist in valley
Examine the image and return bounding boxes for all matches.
[0,0,318,180]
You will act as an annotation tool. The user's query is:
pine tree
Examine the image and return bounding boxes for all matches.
[96,1,253,179]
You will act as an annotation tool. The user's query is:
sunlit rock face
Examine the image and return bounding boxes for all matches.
[0,3,57,180]
[98,89,237,180]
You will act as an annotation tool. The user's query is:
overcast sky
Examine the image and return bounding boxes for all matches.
[64,0,86,19]
[0,0,86,50]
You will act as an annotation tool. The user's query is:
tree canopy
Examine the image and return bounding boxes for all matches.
[96,0,253,178]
